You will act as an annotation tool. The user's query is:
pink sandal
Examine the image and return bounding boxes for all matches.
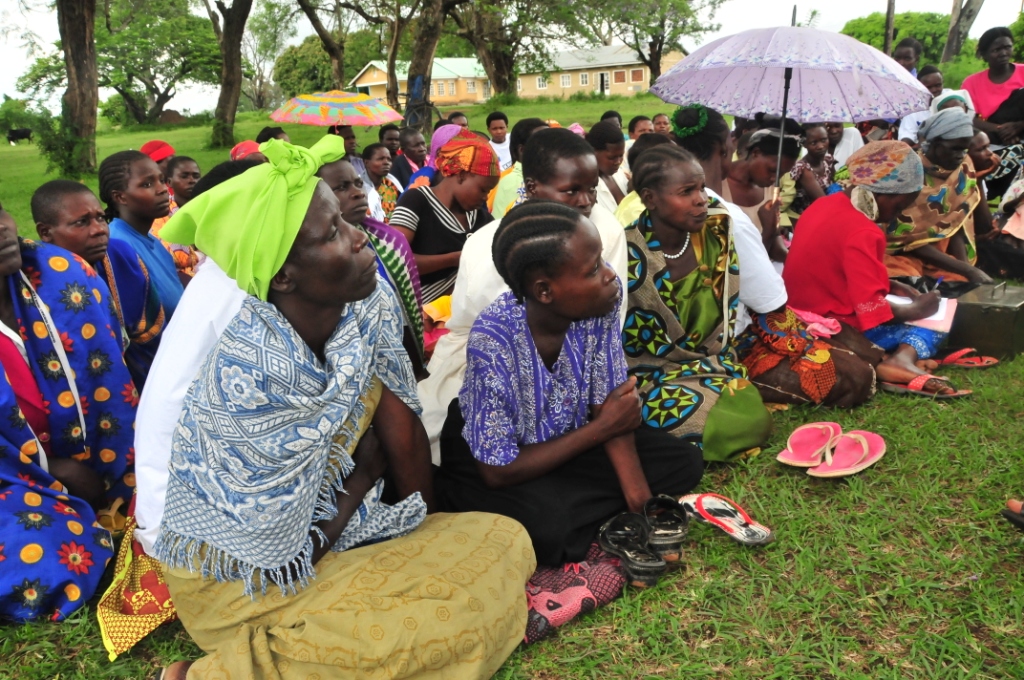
[806,431,886,478]
[776,422,842,467]
[938,347,999,369]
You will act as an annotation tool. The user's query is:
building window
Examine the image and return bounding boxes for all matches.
[448,81,456,96]
[466,80,476,93]
[613,70,626,84]
[631,68,644,82]
[517,78,522,91]
[579,73,589,86]
[560,74,571,87]
[536,76,548,90]
[483,81,492,97]
[429,83,434,97]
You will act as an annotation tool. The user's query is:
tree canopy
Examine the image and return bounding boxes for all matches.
[273,30,387,97]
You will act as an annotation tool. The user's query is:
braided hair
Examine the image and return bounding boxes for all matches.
[671,105,730,161]
[521,127,595,184]
[98,150,149,221]
[632,145,698,195]
[491,201,582,302]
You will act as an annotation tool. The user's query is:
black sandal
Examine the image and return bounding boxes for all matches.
[1001,507,1024,534]
[643,495,689,563]
[598,512,667,588]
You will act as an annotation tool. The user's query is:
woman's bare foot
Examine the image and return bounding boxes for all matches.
[915,359,939,372]
[1007,499,1023,515]
[876,344,960,396]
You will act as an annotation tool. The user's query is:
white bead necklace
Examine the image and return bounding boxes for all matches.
[662,233,691,260]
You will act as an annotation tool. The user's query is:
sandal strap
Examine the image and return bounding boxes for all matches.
[940,347,975,364]
[785,423,833,459]
[907,374,946,392]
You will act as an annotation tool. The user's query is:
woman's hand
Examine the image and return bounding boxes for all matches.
[888,280,921,299]
[758,198,781,236]
[595,377,642,441]
[909,290,941,319]
[47,458,105,509]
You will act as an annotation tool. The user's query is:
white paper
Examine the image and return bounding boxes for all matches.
[885,295,948,322]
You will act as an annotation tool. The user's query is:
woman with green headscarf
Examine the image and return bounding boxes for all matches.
[150,139,535,680]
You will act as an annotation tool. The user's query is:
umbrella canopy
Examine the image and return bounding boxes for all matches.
[651,27,931,123]
[270,91,404,126]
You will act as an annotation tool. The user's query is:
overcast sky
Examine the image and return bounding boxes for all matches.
[0,0,1018,113]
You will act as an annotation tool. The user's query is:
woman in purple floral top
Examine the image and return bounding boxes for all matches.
[437,201,704,565]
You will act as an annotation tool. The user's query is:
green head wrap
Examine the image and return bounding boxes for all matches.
[161,135,346,300]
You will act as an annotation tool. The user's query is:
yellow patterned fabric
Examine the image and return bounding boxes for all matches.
[165,512,534,679]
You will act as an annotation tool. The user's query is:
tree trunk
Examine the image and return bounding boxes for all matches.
[647,34,665,85]
[386,19,404,110]
[883,0,896,55]
[407,0,446,104]
[114,87,150,124]
[211,0,254,147]
[457,9,514,95]
[296,0,346,89]
[941,0,986,63]
[56,0,98,173]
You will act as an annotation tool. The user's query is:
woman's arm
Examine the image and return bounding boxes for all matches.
[372,384,435,511]
[909,242,992,283]
[602,433,652,513]
[473,377,641,488]
[890,290,941,322]
[798,168,826,201]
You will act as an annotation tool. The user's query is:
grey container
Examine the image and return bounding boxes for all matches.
[948,283,1024,359]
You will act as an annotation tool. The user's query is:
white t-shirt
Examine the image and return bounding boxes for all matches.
[133,259,247,554]
[897,110,930,144]
[595,170,629,216]
[417,203,629,461]
[490,138,512,171]
[832,128,864,167]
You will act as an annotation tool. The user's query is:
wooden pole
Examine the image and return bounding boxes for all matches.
[884,0,896,55]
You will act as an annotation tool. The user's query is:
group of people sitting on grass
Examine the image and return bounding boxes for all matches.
[2,22,1024,680]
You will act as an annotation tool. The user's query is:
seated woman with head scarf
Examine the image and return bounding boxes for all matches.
[785,142,971,398]
[0,201,137,622]
[148,139,533,680]
[883,109,993,285]
[389,131,501,305]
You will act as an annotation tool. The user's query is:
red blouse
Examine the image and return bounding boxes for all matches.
[784,192,894,332]
[0,329,52,455]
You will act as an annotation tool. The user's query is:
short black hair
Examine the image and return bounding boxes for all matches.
[632,145,698,195]
[378,124,400,141]
[801,122,827,134]
[491,200,582,302]
[653,113,670,122]
[399,127,422,145]
[894,37,923,58]
[585,120,625,151]
[600,110,622,124]
[31,179,94,225]
[627,115,651,134]
[627,133,673,170]
[486,111,508,126]
[448,111,467,122]
[361,142,390,161]
[672,106,730,161]
[98,150,150,219]
[191,159,264,198]
[328,124,353,135]
[521,127,595,183]
[978,27,1013,56]
[509,117,549,164]
[256,126,286,144]
[918,64,941,79]
[166,155,198,177]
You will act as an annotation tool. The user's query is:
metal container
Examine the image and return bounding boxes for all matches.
[948,283,1024,359]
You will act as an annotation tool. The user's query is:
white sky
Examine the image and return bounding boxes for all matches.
[0,0,1019,114]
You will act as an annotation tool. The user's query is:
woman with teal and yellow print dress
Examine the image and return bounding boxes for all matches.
[623,145,771,462]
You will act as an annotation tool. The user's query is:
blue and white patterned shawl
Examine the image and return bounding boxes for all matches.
[155,278,426,596]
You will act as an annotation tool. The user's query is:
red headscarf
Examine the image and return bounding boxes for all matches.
[434,130,500,178]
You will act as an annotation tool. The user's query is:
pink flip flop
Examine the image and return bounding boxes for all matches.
[806,431,886,478]
[776,422,842,467]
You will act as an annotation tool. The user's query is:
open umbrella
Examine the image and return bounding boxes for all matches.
[651,26,931,190]
[270,91,403,127]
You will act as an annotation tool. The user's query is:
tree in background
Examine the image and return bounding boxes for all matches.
[841,11,985,88]
[55,0,98,174]
[1012,13,1024,63]
[448,0,559,96]
[338,0,424,109]
[405,0,467,109]
[942,0,986,64]
[202,0,255,147]
[243,0,296,109]
[0,96,36,132]
[274,30,385,97]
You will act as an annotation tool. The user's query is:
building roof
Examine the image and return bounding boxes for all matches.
[532,45,647,74]
[348,58,487,88]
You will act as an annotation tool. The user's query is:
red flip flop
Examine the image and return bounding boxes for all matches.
[879,374,972,399]
[679,493,774,546]
[938,348,999,369]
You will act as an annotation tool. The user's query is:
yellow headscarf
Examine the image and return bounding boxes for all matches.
[161,135,346,300]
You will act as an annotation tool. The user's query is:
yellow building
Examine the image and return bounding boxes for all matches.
[348,58,492,106]
[516,45,685,99]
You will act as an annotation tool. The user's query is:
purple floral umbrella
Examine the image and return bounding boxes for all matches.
[652,26,931,123]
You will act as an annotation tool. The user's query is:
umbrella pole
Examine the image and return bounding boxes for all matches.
[773,66,793,202]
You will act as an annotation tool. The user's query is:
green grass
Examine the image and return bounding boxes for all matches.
[3,100,1024,678]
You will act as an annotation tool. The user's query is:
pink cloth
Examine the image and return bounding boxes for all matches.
[962,65,1024,119]
[788,307,842,338]
[425,124,463,170]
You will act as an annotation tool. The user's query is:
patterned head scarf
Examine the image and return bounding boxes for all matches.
[846,141,924,195]
[919,108,975,142]
[425,124,464,170]
[435,131,501,178]
[160,135,346,300]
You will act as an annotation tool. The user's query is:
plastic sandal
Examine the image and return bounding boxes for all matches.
[776,422,842,467]
[879,374,972,399]
[806,430,886,478]
[642,495,689,563]
[938,348,999,369]
[597,512,667,588]
[679,493,775,546]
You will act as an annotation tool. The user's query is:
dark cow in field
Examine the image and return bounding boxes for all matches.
[7,128,32,145]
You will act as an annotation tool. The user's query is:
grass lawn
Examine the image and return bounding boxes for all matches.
[2,99,1024,678]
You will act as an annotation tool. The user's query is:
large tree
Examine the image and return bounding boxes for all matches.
[273,30,385,97]
[294,0,350,88]
[941,0,986,63]
[405,0,467,106]
[56,0,98,174]
[203,0,255,147]
[242,0,296,109]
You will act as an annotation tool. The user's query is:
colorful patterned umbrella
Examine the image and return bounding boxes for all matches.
[270,91,403,126]
[651,27,931,123]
